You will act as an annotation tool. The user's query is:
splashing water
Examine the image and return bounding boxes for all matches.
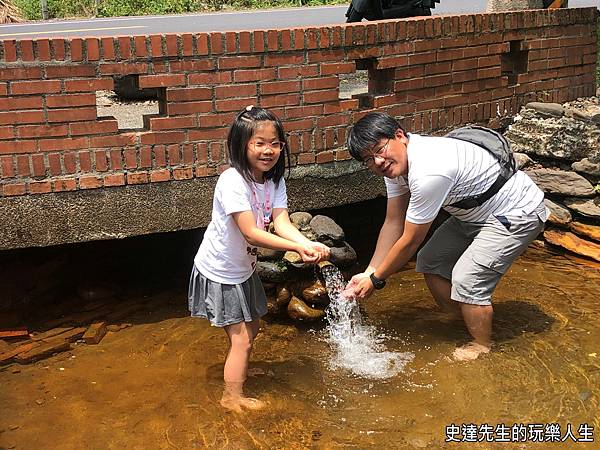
[319,264,414,379]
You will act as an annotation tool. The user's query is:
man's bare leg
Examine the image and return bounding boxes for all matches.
[424,273,461,318]
[453,303,493,361]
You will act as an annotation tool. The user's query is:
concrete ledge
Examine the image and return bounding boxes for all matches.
[0,162,384,250]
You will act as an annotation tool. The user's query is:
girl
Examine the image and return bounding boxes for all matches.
[188,106,329,413]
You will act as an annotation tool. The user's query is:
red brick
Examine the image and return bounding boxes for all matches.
[138,74,185,88]
[70,38,84,61]
[47,153,62,175]
[47,108,97,123]
[0,96,43,110]
[284,105,324,119]
[53,178,77,191]
[139,146,152,168]
[173,167,194,180]
[181,34,193,56]
[167,101,213,115]
[225,31,236,53]
[52,39,66,60]
[253,31,265,52]
[169,60,214,72]
[65,78,113,92]
[196,34,209,55]
[218,55,261,70]
[124,148,137,169]
[36,40,51,61]
[46,93,96,108]
[150,169,171,182]
[210,32,223,54]
[79,176,102,189]
[71,120,118,137]
[278,65,319,79]
[90,134,137,148]
[127,172,148,184]
[17,124,68,138]
[95,150,108,171]
[239,31,251,53]
[31,154,45,176]
[0,140,37,154]
[16,155,30,176]
[167,145,180,165]
[14,41,34,63]
[64,152,77,173]
[261,94,300,108]
[118,36,132,59]
[188,128,228,141]
[11,80,61,95]
[260,80,300,95]
[79,151,92,172]
[0,83,6,96]
[134,36,147,57]
[303,90,338,104]
[166,87,211,102]
[302,76,338,91]
[150,35,163,57]
[0,126,14,140]
[216,98,258,112]
[2,183,26,196]
[103,173,125,186]
[101,37,115,60]
[297,153,315,164]
[39,137,89,152]
[264,53,303,67]
[45,64,95,78]
[188,72,231,85]
[99,62,148,75]
[148,116,196,131]
[140,131,185,145]
[233,68,277,83]
[86,38,100,61]
[215,84,256,99]
[320,62,355,75]
[29,181,52,194]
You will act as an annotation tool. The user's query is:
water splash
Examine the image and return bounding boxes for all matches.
[319,264,414,379]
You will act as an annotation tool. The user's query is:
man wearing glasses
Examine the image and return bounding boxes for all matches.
[343,112,547,361]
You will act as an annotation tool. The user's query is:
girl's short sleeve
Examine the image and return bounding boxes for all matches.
[273,178,288,209]
[218,170,253,215]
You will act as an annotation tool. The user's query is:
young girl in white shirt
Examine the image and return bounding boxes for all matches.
[189,106,329,412]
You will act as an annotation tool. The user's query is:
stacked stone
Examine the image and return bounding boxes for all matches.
[255,212,357,322]
[506,96,600,262]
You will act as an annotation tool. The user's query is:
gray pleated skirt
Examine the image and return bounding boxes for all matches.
[188,265,267,327]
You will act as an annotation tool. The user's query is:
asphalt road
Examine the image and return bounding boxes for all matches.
[0,0,597,40]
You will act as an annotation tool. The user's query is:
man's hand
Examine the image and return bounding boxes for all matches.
[343,272,374,300]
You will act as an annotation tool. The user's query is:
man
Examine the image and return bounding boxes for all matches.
[344,112,547,360]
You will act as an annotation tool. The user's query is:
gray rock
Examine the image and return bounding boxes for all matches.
[310,215,345,246]
[525,169,595,197]
[255,261,288,283]
[525,102,564,118]
[329,242,358,268]
[514,152,534,170]
[563,197,600,219]
[289,212,312,228]
[507,111,600,162]
[257,247,285,261]
[572,158,600,177]
[544,198,572,227]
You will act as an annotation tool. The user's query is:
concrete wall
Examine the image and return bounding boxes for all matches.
[0,7,597,249]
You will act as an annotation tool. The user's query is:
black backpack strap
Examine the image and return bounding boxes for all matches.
[449,173,512,209]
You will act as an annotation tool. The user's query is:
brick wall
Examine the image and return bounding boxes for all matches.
[0,7,597,199]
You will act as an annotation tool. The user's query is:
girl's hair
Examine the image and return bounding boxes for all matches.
[227,106,290,185]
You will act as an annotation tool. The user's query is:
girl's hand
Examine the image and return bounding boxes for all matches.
[296,243,320,263]
[307,242,330,262]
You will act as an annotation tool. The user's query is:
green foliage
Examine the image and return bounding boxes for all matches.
[14,0,343,19]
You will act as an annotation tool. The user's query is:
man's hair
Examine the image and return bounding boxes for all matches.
[346,112,406,161]
[227,106,290,185]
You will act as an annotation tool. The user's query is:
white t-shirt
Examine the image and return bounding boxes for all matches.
[385,134,545,224]
[194,167,288,284]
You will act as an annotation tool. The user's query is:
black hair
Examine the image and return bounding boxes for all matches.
[346,112,406,161]
[227,106,290,185]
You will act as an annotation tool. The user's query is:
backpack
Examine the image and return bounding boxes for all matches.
[444,125,517,209]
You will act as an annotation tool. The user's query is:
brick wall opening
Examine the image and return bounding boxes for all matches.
[501,40,529,86]
[94,75,163,130]
[339,70,368,100]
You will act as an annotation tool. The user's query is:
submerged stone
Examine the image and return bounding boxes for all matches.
[287,296,325,321]
[543,229,600,262]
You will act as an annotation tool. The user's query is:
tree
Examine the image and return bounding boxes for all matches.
[0,0,23,22]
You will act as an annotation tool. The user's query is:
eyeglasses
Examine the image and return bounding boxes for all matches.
[361,139,390,167]
[252,140,285,151]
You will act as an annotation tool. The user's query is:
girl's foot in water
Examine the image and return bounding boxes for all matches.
[452,341,491,361]
[220,395,266,412]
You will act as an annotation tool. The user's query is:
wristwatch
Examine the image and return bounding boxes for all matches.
[369,272,386,290]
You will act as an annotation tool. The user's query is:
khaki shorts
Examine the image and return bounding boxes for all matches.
[415,202,547,306]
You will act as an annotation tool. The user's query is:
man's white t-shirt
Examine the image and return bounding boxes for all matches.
[384,134,545,224]
[194,167,288,284]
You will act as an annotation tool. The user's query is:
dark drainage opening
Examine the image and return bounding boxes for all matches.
[501,40,528,87]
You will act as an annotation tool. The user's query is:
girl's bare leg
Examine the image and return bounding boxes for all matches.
[220,319,266,412]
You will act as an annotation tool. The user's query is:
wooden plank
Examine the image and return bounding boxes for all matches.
[14,340,70,364]
[31,326,75,341]
[0,342,39,366]
[42,327,86,343]
[0,327,29,338]
[83,322,107,345]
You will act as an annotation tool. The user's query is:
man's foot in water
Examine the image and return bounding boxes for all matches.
[220,395,266,412]
[452,341,491,361]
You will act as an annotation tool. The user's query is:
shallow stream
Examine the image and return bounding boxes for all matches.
[1,245,599,449]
